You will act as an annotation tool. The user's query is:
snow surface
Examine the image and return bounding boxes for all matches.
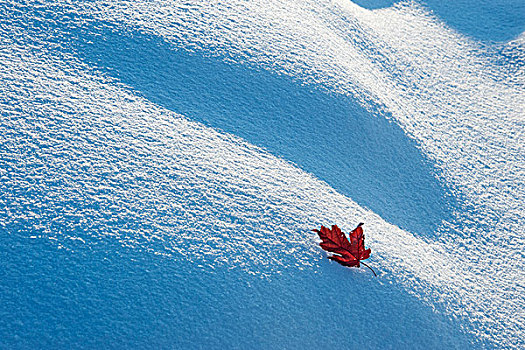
[1,0,523,349]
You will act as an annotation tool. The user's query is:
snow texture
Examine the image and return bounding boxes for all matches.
[0,0,523,348]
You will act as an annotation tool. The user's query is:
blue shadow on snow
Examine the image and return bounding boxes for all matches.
[351,0,524,42]
[73,26,457,236]
[0,231,481,349]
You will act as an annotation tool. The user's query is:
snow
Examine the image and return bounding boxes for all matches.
[0,0,523,348]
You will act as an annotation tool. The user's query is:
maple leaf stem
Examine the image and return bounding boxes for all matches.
[360,262,377,277]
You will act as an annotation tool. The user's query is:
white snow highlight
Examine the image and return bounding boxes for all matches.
[1,0,524,348]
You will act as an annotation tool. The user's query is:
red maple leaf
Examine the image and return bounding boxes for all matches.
[312,223,376,276]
